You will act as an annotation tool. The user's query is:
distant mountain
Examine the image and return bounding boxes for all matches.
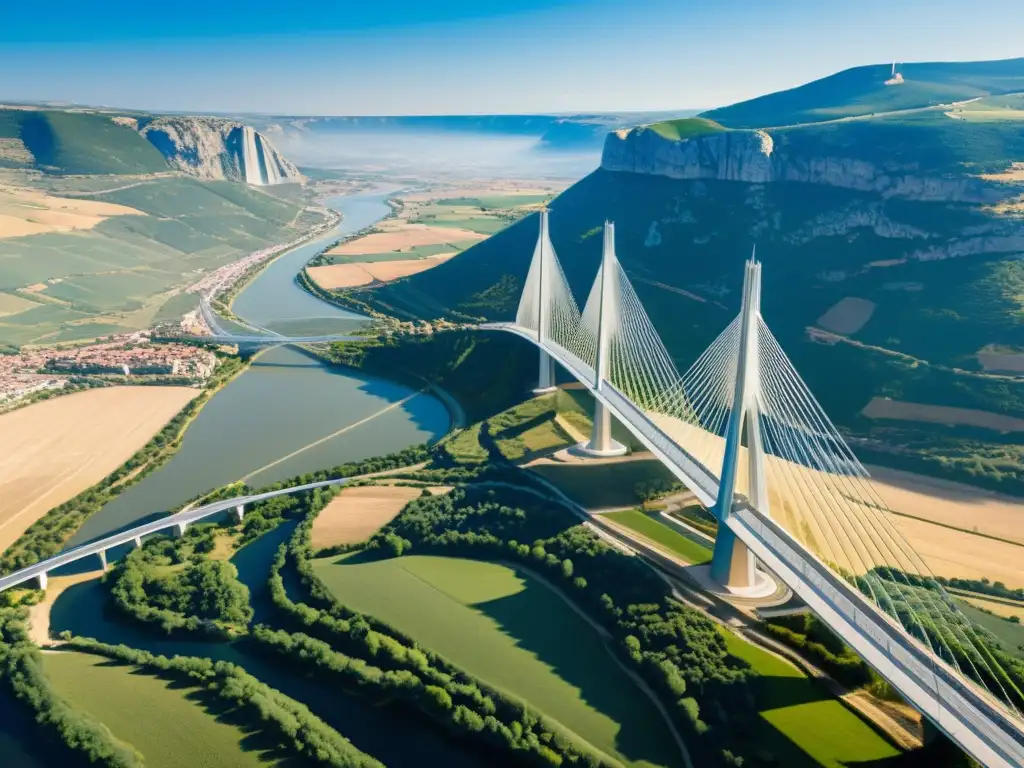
[0,107,300,186]
[347,60,1024,493]
[701,57,1024,128]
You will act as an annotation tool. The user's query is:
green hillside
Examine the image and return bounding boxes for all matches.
[701,57,1024,128]
[0,177,308,345]
[0,109,168,174]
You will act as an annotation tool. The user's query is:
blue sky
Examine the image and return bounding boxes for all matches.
[2,0,1021,115]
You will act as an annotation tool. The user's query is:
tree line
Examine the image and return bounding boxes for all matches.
[106,531,252,639]
[258,493,611,767]
[362,484,765,767]
[0,608,144,767]
[64,636,383,768]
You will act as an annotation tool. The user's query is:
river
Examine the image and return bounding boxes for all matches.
[68,190,452,546]
[2,189,480,767]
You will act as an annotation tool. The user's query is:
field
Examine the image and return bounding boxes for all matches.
[816,297,876,335]
[719,630,899,767]
[862,397,1024,432]
[326,224,483,255]
[0,175,307,346]
[306,252,456,288]
[42,651,278,768]
[954,600,1024,659]
[0,386,197,555]
[869,465,1024,545]
[602,510,711,564]
[313,554,684,768]
[648,118,728,141]
[310,485,422,550]
[0,185,145,239]
[527,457,678,509]
[958,593,1024,622]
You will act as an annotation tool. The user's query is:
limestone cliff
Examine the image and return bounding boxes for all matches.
[601,126,1002,204]
[139,116,302,185]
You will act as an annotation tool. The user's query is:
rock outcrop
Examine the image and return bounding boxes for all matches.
[601,127,1002,203]
[138,116,302,186]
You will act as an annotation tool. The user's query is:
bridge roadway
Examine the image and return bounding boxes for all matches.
[173,332,361,345]
[484,321,1024,768]
[0,479,344,594]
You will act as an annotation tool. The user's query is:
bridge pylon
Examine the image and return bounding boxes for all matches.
[530,209,558,394]
[709,257,772,595]
[580,222,626,457]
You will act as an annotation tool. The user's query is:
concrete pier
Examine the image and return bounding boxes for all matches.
[578,398,627,457]
[233,504,245,524]
[533,349,557,394]
[173,522,188,538]
[36,572,47,590]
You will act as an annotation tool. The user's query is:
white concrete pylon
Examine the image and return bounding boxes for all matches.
[709,255,771,594]
[97,550,107,571]
[234,504,245,523]
[36,571,48,590]
[532,209,558,394]
[579,222,626,457]
[173,522,188,538]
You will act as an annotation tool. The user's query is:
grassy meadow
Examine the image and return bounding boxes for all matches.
[603,510,712,564]
[313,553,684,768]
[529,458,679,509]
[42,651,282,768]
[719,630,899,767]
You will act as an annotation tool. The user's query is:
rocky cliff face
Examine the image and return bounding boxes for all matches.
[139,116,302,185]
[601,127,1003,204]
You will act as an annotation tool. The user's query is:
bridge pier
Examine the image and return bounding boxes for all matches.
[578,398,627,457]
[36,572,48,591]
[233,504,245,524]
[173,522,188,538]
[533,350,557,394]
[132,536,143,550]
[97,550,108,571]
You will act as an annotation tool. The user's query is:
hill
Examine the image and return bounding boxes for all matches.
[0,109,168,175]
[343,68,1024,494]
[701,57,1024,128]
[0,105,312,347]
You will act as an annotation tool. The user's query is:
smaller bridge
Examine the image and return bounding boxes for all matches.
[0,478,345,593]
[167,297,361,346]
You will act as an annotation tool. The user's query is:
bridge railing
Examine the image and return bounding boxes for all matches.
[732,505,1024,766]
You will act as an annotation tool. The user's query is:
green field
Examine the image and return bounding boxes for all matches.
[530,458,678,508]
[0,176,305,345]
[604,510,712,564]
[648,118,727,141]
[955,599,1024,660]
[719,630,899,767]
[42,651,282,768]
[313,554,684,768]
[433,194,552,208]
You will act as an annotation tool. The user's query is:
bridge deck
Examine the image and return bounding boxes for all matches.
[483,321,1024,768]
[0,479,344,593]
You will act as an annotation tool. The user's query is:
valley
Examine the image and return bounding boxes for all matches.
[2,48,1024,768]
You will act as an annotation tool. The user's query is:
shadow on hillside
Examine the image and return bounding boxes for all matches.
[472,571,685,768]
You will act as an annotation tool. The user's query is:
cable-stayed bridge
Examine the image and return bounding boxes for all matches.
[174,297,361,346]
[483,211,1024,768]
